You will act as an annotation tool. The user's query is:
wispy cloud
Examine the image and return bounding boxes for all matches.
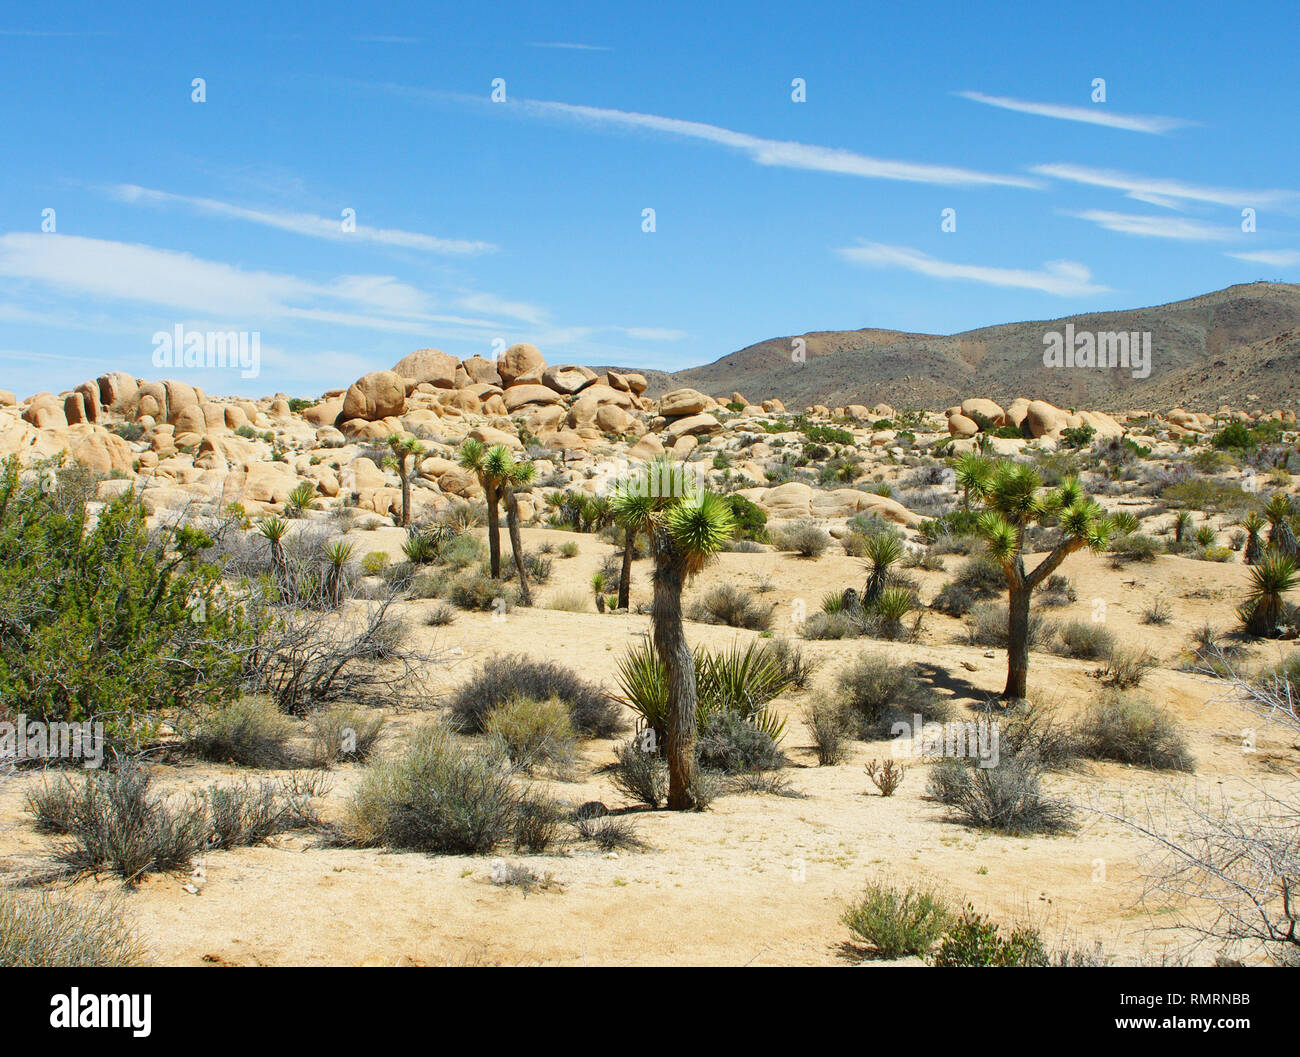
[107,184,497,255]
[0,233,511,332]
[838,242,1109,296]
[528,42,611,51]
[491,97,1041,189]
[1032,163,1295,209]
[957,91,1192,134]
[1066,210,1237,241]
[1225,249,1300,267]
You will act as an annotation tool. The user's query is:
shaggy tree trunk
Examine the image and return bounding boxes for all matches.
[1004,582,1031,701]
[652,542,698,810]
[485,482,501,578]
[504,489,530,606]
[398,464,411,527]
[617,526,634,611]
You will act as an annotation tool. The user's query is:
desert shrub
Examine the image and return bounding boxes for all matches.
[835,652,953,735]
[1100,646,1157,688]
[512,790,566,854]
[425,602,456,626]
[190,696,296,768]
[610,738,667,808]
[438,533,484,570]
[0,892,148,967]
[689,583,775,630]
[360,551,389,576]
[48,764,208,883]
[723,493,769,542]
[1109,533,1159,566]
[484,697,577,775]
[306,706,384,767]
[1055,620,1117,660]
[965,601,1053,649]
[996,702,1079,771]
[545,589,590,613]
[695,711,785,773]
[1040,574,1076,606]
[558,541,579,558]
[765,637,820,689]
[203,778,317,850]
[802,611,859,639]
[932,556,1004,616]
[841,880,952,959]
[344,723,538,854]
[804,699,853,765]
[0,458,249,745]
[573,814,644,851]
[775,520,830,557]
[1075,695,1194,771]
[935,756,1075,835]
[450,570,516,612]
[1141,598,1172,625]
[865,757,906,796]
[925,757,970,804]
[931,907,1049,967]
[450,654,623,738]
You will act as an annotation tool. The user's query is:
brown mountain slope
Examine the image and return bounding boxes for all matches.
[623,283,1300,411]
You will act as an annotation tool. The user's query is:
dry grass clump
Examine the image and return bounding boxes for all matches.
[0,892,148,967]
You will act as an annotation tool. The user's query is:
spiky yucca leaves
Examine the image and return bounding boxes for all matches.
[1111,511,1140,536]
[970,459,1112,701]
[1173,510,1193,545]
[458,438,518,580]
[385,434,427,528]
[323,540,354,609]
[285,482,319,519]
[1238,552,1299,638]
[1242,511,1267,565]
[862,533,904,604]
[614,458,735,809]
[257,516,290,596]
[953,451,994,509]
[1264,492,1299,561]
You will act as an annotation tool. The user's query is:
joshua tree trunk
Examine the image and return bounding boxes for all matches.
[504,488,531,606]
[485,482,502,578]
[651,542,698,810]
[617,526,634,611]
[398,465,411,527]
[1004,582,1031,702]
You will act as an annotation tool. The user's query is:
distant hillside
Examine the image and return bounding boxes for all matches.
[619,283,1300,412]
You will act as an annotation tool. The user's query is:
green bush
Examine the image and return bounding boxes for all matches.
[1055,620,1117,660]
[835,652,953,735]
[842,880,952,959]
[450,654,623,738]
[723,493,769,542]
[1075,695,1194,771]
[0,458,248,744]
[775,520,830,557]
[695,711,785,773]
[931,906,1048,966]
[190,696,296,768]
[483,696,577,775]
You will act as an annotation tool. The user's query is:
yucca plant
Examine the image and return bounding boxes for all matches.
[1111,511,1140,535]
[1264,492,1299,560]
[285,481,319,518]
[323,540,354,608]
[872,585,918,640]
[1242,511,1267,565]
[1194,524,1217,548]
[1172,510,1193,545]
[861,533,904,604]
[1238,552,1299,638]
[257,516,290,595]
[972,459,1111,701]
[592,572,608,613]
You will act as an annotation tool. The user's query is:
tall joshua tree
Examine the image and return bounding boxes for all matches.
[612,458,734,809]
[458,439,502,578]
[501,454,536,606]
[953,451,993,510]
[973,459,1112,702]
[1241,511,1267,566]
[611,484,656,611]
[384,434,427,528]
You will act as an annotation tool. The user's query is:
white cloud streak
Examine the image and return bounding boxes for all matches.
[957,91,1192,134]
[1225,249,1300,267]
[1032,163,1295,209]
[1066,210,1237,241]
[838,242,1109,296]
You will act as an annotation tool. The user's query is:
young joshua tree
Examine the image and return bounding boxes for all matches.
[1264,492,1299,561]
[953,451,994,510]
[501,454,536,606]
[1241,511,1267,566]
[384,434,427,528]
[457,438,503,578]
[612,458,734,809]
[972,459,1112,702]
[611,485,655,611]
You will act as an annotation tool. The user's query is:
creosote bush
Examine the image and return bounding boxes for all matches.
[450,654,624,738]
[775,520,830,558]
[841,880,952,959]
[835,652,953,735]
[483,696,577,775]
[0,892,148,967]
[1075,694,1194,772]
[190,695,296,768]
[688,583,774,630]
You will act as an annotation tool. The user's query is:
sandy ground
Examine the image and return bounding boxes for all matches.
[1,526,1296,966]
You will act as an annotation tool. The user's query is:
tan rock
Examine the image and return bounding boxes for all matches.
[660,388,712,417]
[503,384,563,412]
[70,428,134,476]
[960,398,1005,426]
[665,412,722,440]
[1025,400,1068,439]
[947,413,979,438]
[342,370,406,421]
[497,343,545,386]
[467,425,523,450]
[542,364,597,395]
[392,348,459,389]
[628,434,664,460]
[96,372,137,410]
[461,355,502,386]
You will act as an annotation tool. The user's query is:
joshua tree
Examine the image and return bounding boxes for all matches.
[1172,510,1193,546]
[323,540,354,608]
[458,439,505,578]
[972,459,1112,702]
[610,485,656,611]
[953,451,993,509]
[612,458,734,809]
[592,572,607,613]
[1264,493,1299,561]
[861,533,904,605]
[1238,552,1298,638]
[385,434,427,528]
[1242,511,1267,565]
[501,455,536,606]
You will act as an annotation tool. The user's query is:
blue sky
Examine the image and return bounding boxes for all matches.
[1,0,1297,397]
